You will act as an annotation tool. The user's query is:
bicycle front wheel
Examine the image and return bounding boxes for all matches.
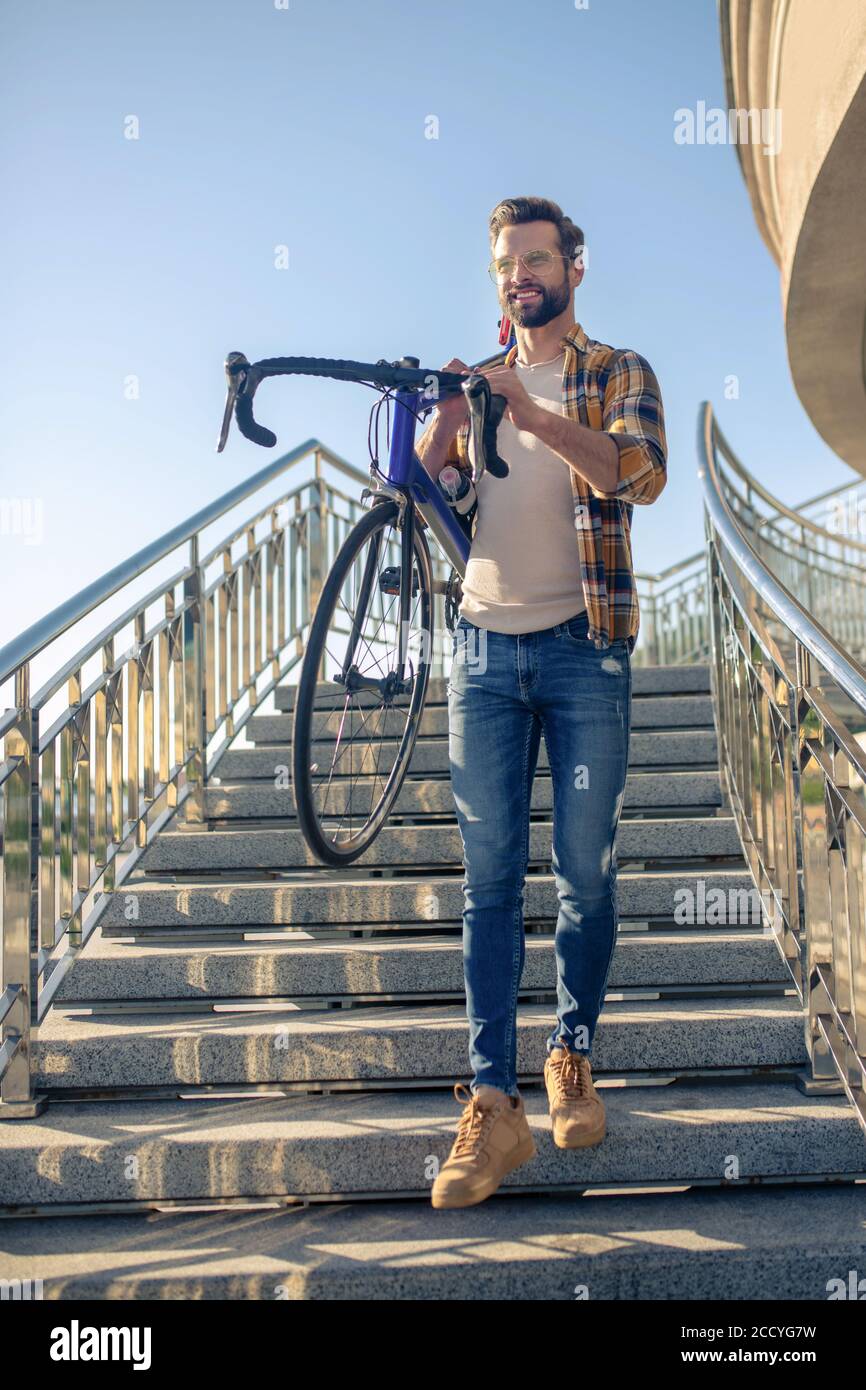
[292,498,434,865]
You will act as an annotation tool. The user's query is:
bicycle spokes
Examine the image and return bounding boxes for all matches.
[292,503,433,862]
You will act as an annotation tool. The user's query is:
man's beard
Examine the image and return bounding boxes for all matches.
[502,275,571,327]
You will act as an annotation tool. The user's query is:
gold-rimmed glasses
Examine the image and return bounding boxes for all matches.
[487,248,582,283]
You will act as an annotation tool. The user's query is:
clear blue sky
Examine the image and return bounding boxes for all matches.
[0,0,855,656]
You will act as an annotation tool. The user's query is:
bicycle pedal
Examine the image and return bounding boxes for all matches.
[379,566,419,596]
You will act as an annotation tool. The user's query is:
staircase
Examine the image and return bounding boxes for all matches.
[2,659,866,1300]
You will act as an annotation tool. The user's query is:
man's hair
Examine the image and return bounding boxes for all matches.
[488,196,584,261]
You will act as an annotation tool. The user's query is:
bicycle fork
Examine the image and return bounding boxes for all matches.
[337,495,417,701]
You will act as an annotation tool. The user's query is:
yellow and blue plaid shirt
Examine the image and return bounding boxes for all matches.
[445,320,667,650]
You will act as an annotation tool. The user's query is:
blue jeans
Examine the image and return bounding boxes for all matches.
[447,608,633,1097]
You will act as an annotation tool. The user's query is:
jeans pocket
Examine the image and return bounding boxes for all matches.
[564,613,633,657]
[564,611,591,643]
[451,617,471,666]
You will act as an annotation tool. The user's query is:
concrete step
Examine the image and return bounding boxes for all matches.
[274,665,714,709]
[216,728,719,779]
[57,930,790,1003]
[1,1080,862,1209]
[205,769,727,820]
[36,996,807,1091]
[140,816,745,873]
[2,1183,863,1298]
[247,694,715,745]
[100,868,760,931]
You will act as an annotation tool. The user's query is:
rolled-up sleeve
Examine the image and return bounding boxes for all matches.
[592,349,667,504]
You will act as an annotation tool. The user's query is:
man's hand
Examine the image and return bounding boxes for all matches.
[416,357,471,482]
[474,364,541,433]
[432,357,472,428]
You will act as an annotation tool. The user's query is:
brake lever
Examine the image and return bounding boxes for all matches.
[216,351,249,452]
[462,373,509,481]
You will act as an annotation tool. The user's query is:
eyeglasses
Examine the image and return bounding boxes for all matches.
[487,247,583,283]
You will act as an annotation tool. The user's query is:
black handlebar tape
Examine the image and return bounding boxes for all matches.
[256,355,469,392]
[483,393,509,478]
[235,374,277,448]
[231,353,513,451]
[463,375,510,480]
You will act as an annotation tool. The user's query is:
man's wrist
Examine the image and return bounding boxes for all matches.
[524,402,548,435]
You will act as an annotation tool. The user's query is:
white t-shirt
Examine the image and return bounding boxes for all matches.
[459,351,586,634]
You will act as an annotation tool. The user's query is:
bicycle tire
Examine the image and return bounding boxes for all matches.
[292,499,434,865]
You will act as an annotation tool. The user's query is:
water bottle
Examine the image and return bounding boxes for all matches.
[438,465,477,516]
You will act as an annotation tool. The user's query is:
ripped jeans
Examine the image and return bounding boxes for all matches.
[447,608,633,1097]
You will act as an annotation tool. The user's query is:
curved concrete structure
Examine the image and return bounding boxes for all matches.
[720,0,866,474]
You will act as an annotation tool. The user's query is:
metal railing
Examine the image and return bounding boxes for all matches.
[699,403,866,1128]
[714,435,866,664]
[4,419,865,1116]
[633,556,708,667]
[0,439,380,1116]
[631,455,866,669]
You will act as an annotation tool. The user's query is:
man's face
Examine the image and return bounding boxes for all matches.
[492,221,576,328]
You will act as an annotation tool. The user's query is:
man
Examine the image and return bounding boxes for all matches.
[416,196,667,1210]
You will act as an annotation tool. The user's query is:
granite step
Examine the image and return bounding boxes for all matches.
[1,1080,862,1209]
[36,996,807,1091]
[247,694,715,745]
[216,729,719,779]
[274,665,713,709]
[140,815,745,873]
[205,769,727,820]
[100,869,761,931]
[2,1184,864,1299]
[56,929,790,1003]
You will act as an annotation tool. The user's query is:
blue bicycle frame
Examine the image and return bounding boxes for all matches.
[383,388,473,579]
[218,338,514,685]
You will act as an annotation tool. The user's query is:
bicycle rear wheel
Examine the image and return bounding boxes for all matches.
[292,498,434,865]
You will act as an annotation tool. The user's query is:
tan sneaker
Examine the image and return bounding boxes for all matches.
[431,1082,537,1209]
[544,1045,606,1149]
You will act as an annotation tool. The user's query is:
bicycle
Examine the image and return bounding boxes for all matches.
[216,346,511,865]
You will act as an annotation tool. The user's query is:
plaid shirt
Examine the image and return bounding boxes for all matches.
[444,320,667,650]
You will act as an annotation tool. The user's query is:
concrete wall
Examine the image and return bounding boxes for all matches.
[720,0,866,474]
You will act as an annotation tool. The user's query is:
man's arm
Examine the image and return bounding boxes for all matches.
[526,349,668,504]
[477,349,668,504]
[416,413,464,482]
[523,411,620,494]
[593,349,667,504]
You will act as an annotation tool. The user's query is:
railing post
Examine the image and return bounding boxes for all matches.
[183,534,207,823]
[0,664,45,1117]
[791,641,841,1094]
[309,449,328,684]
[644,577,657,666]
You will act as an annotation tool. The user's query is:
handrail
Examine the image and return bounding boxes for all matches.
[0,437,370,686]
[700,410,866,705]
[632,432,866,669]
[714,424,866,553]
[765,474,866,526]
[634,474,866,588]
[698,401,866,1132]
[0,436,375,1117]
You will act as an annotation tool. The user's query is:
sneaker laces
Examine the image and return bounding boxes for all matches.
[451,1082,501,1158]
[548,1049,591,1102]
